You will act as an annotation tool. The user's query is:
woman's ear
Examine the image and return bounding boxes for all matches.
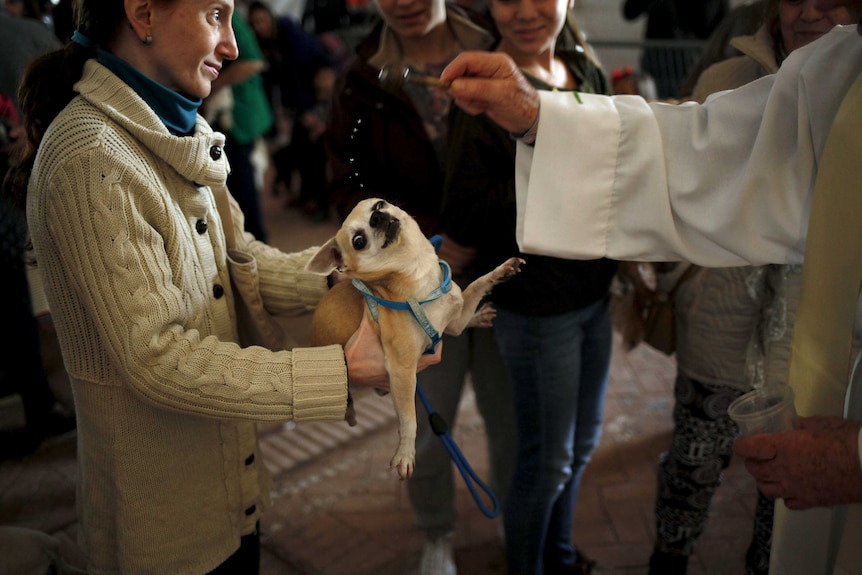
[124,0,153,43]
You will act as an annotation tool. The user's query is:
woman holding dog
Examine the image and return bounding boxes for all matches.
[441,0,615,572]
[3,0,428,571]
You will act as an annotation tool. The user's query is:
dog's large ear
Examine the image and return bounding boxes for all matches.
[305,237,344,275]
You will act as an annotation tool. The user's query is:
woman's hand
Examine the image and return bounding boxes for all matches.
[442,51,540,136]
[343,315,442,392]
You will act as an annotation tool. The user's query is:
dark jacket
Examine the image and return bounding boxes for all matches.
[623,0,728,41]
[324,5,496,236]
[257,16,335,114]
[442,30,618,316]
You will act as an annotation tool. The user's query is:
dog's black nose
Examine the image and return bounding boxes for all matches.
[370,209,392,229]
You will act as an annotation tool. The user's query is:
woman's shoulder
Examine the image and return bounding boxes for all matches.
[40,95,157,164]
[728,27,778,73]
[35,97,111,170]
[35,94,175,191]
[29,98,137,220]
[557,49,610,95]
[690,55,769,102]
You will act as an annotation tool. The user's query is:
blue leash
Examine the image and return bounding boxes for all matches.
[416,380,500,518]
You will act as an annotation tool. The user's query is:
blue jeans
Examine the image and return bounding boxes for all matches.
[495,299,612,575]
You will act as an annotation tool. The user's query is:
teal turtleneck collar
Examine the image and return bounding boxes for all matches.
[96,49,202,136]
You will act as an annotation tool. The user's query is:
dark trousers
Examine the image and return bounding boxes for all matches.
[225,138,268,243]
[208,523,260,575]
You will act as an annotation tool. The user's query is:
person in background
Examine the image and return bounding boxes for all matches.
[0,10,73,462]
[5,0,437,570]
[0,9,59,113]
[442,1,614,573]
[677,0,767,99]
[0,114,75,461]
[648,3,855,573]
[622,0,729,99]
[246,0,336,221]
[439,0,862,570]
[207,9,273,242]
[325,1,516,573]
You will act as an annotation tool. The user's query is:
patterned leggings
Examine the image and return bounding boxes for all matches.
[653,373,773,575]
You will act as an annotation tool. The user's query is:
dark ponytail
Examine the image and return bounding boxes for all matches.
[3,0,127,209]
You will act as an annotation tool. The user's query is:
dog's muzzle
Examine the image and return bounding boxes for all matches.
[370,208,401,248]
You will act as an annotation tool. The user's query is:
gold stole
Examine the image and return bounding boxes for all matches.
[770,72,862,575]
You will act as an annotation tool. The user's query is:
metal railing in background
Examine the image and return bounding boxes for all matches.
[587,38,708,100]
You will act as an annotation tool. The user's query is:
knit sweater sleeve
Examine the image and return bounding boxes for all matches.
[28,125,347,423]
[226,192,330,314]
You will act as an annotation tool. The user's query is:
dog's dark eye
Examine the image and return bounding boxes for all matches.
[352,233,367,250]
[373,200,386,212]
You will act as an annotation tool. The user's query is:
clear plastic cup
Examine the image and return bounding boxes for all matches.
[727,384,798,436]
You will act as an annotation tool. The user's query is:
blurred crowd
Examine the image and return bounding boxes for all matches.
[3,1,858,575]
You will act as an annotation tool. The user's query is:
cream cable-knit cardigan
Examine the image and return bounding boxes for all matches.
[26,60,349,575]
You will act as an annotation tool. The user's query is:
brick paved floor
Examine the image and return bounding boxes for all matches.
[0,191,759,574]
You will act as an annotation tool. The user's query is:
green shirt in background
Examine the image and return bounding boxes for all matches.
[228,11,273,145]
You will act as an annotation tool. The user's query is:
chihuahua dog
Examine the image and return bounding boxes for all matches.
[305,198,523,479]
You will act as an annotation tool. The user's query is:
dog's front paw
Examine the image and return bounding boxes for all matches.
[491,257,525,284]
[389,447,416,480]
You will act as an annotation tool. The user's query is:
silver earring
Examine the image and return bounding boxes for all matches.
[143,34,152,45]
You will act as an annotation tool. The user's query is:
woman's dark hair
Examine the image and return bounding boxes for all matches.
[3,0,127,208]
[564,10,601,69]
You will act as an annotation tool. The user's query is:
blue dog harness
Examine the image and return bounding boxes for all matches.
[351,260,453,355]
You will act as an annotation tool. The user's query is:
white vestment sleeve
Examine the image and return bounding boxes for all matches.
[515,92,622,261]
[516,25,862,267]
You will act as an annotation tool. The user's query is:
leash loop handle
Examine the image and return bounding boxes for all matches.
[416,381,500,519]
